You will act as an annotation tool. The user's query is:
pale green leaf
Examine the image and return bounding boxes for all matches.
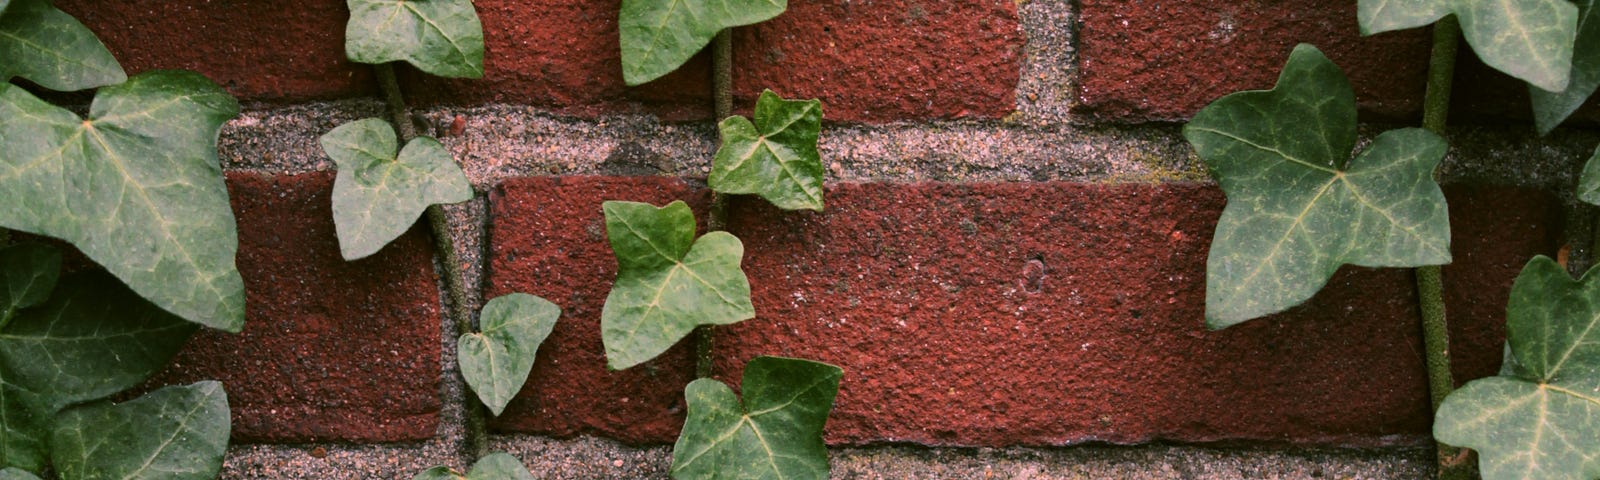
[0,244,58,321]
[321,118,472,261]
[0,0,125,91]
[1183,44,1452,328]
[1580,144,1600,206]
[0,467,41,480]
[1533,0,1600,134]
[601,201,753,370]
[413,453,534,480]
[345,0,484,78]
[670,356,842,480]
[620,0,786,85]
[710,90,824,211]
[411,467,463,480]
[51,381,229,480]
[0,368,48,473]
[0,70,244,331]
[459,293,560,416]
[1359,0,1577,92]
[0,271,196,409]
[1435,257,1600,480]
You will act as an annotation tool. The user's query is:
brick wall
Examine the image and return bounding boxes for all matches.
[37,0,1600,477]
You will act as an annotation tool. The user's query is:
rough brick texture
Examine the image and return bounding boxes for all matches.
[1076,0,1432,122]
[146,172,442,443]
[488,177,1559,447]
[486,177,709,443]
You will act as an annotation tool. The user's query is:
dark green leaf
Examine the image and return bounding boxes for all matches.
[0,0,125,91]
[1183,44,1452,328]
[1359,0,1577,92]
[710,90,825,211]
[0,467,42,480]
[0,369,48,473]
[670,356,842,480]
[413,453,534,480]
[321,118,472,260]
[51,381,229,480]
[601,201,753,370]
[619,0,786,85]
[1435,257,1600,480]
[459,293,560,416]
[1533,0,1600,134]
[0,271,197,409]
[345,0,484,78]
[0,71,244,331]
[0,244,58,322]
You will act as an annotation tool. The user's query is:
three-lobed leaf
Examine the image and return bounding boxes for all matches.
[0,70,244,331]
[459,293,560,416]
[1359,0,1578,92]
[50,381,229,480]
[1435,256,1600,480]
[1183,44,1452,328]
[619,0,786,85]
[670,356,842,480]
[710,90,825,211]
[1533,0,1600,134]
[413,453,536,480]
[0,0,125,91]
[321,118,472,261]
[345,0,484,78]
[601,200,754,370]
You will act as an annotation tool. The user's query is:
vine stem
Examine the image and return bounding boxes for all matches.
[696,28,736,380]
[373,62,488,459]
[1417,15,1472,480]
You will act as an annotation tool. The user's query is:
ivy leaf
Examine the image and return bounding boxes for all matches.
[619,0,786,85]
[320,118,472,261]
[0,0,126,91]
[50,381,229,480]
[1358,0,1577,92]
[0,370,48,473]
[1532,0,1600,134]
[1183,44,1452,328]
[413,453,535,480]
[0,70,244,331]
[0,244,58,321]
[0,271,197,409]
[670,356,842,480]
[600,201,753,371]
[1435,256,1600,480]
[345,0,484,78]
[710,90,825,211]
[0,468,41,480]
[1580,145,1600,206]
[459,293,560,416]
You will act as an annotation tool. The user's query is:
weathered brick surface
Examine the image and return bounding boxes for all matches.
[55,0,371,101]
[147,172,442,442]
[1076,0,1432,122]
[711,183,1557,446]
[486,177,709,443]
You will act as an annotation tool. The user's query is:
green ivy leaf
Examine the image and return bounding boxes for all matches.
[1532,0,1600,134]
[0,271,197,409]
[459,293,560,416]
[1183,44,1452,328]
[0,0,126,92]
[1359,0,1577,92]
[710,90,825,211]
[600,201,753,371]
[345,0,484,78]
[619,0,786,85]
[0,244,58,321]
[0,370,48,473]
[50,381,229,480]
[670,356,842,480]
[1435,256,1600,480]
[0,70,244,331]
[0,467,41,480]
[320,118,472,261]
[1580,144,1600,206]
[413,453,535,480]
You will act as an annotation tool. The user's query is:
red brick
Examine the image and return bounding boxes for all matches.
[709,183,1558,446]
[147,172,441,443]
[486,177,710,443]
[1077,0,1431,122]
[54,0,371,102]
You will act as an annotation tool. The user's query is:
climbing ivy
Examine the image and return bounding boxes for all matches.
[320,118,472,261]
[1359,0,1577,92]
[413,452,534,480]
[344,0,485,79]
[457,294,560,416]
[670,356,842,480]
[710,90,826,211]
[618,0,787,85]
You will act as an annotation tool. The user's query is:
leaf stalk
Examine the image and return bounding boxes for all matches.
[696,29,736,380]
